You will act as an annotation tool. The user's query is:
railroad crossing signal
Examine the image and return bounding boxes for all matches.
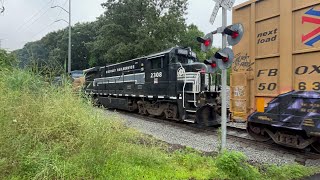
[197,33,213,52]
[210,2,221,24]
[197,25,243,70]
[197,24,243,71]
[204,58,219,73]
[214,0,235,11]
[224,23,244,46]
[215,47,234,70]
[210,0,235,24]
[199,0,240,153]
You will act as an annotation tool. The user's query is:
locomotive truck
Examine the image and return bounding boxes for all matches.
[84,47,222,127]
[230,0,320,153]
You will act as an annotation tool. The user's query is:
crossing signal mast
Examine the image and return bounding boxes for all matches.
[196,0,244,152]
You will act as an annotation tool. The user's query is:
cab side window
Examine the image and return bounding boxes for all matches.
[150,57,163,69]
[170,56,178,64]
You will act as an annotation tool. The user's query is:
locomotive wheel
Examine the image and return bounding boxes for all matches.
[247,122,271,142]
[311,140,320,153]
[92,96,101,107]
[164,103,178,120]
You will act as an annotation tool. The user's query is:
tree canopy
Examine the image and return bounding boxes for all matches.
[14,0,215,75]
[89,0,188,64]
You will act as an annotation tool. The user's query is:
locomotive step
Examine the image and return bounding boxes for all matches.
[186,109,197,113]
[184,119,196,123]
[184,91,199,93]
[187,100,196,103]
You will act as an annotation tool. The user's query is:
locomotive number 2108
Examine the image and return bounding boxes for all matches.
[151,72,162,78]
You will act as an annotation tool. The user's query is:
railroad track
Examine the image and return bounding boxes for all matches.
[110,109,319,164]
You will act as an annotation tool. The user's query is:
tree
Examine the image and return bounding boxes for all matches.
[15,0,222,73]
[0,49,17,68]
[89,0,188,64]
[14,22,97,75]
[179,24,203,52]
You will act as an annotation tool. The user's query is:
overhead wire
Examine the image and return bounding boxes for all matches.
[0,0,5,15]
[16,0,55,32]
[56,0,69,18]
[29,21,56,41]
[29,0,69,41]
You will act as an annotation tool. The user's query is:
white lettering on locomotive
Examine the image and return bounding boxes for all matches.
[151,72,162,78]
[106,65,136,74]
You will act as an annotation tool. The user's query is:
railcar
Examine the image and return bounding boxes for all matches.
[231,0,320,152]
[84,47,222,126]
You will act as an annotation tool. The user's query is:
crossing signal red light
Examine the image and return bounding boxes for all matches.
[197,33,213,52]
[222,57,229,62]
[204,39,211,47]
[204,59,219,73]
[215,47,234,70]
[231,31,239,39]
[211,62,217,68]
[224,23,244,46]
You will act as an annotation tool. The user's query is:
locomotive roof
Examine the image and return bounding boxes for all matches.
[145,47,176,59]
[104,47,178,68]
[83,66,100,73]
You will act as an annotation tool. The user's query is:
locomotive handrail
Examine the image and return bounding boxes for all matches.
[177,62,201,109]
[193,72,201,108]
[177,62,187,108]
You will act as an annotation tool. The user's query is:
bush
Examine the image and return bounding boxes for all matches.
[215,150,261,180]
[0,69,219,179]
[264,164,319,180]
[0,49,18,68]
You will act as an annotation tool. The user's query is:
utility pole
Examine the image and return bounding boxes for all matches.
[52,0,71,74]
[68,0,71,74]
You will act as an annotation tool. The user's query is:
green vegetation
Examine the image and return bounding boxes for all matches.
[14,0,218,75]
[0,49,18,68]
[13,0,228,84]
[0,52,318,179]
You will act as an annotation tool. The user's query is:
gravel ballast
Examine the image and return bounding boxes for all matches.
[106,111,320,167]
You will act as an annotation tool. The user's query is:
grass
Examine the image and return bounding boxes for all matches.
[0,68,319,179]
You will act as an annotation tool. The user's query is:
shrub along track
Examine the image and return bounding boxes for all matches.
[110,109,319,165]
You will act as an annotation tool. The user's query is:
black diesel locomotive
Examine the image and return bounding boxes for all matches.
[84,47,222,126]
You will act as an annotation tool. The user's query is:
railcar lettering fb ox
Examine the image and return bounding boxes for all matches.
[84,47,223,127]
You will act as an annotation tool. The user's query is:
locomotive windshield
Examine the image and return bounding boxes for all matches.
[177,55,197,64]
[171,48,198,64]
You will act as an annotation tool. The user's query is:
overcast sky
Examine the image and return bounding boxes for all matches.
[0,0,248,51]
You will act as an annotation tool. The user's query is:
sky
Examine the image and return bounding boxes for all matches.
[0,0,248,51]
